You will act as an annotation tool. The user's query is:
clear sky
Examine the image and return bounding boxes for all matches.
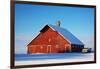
[15,4,95,54]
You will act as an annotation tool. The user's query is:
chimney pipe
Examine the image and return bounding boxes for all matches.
[56,20,61,27]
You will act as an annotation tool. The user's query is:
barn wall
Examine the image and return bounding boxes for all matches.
[27,26,71,54]
[71,44,84,52]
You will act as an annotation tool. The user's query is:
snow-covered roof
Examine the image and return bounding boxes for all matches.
[44,24,84,45]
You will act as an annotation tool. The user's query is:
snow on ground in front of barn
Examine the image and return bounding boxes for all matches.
[15,53,94,66]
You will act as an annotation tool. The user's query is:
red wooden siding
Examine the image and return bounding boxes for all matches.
[27,26,71,54]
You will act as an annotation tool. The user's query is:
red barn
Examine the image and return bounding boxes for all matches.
[27,22,84,54]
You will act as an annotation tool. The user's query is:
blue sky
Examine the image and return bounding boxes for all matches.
[15,4,94,54]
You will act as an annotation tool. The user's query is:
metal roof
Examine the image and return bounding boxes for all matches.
[46,24,84,45]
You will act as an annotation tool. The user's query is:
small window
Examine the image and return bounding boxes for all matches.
[40,46,43,49]
[56,45,59,48]
[48,38,51,42]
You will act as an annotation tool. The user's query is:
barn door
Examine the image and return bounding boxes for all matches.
[47,45,51,53]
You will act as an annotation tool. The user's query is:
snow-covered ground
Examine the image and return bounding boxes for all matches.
[15,53,94,66]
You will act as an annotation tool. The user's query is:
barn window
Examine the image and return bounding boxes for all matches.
[56,45,59,48]
[40,46,43,49]
[65,44,67,46]
[48,38,51,42]
[65,44,68,49]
